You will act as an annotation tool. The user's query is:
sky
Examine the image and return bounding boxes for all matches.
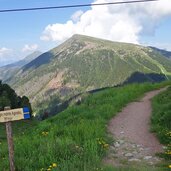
[0,0,171,66]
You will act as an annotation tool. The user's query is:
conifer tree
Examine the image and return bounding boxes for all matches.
[0,80,32,116]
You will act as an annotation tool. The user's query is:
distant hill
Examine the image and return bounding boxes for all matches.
[149,46,171,59]
[5,34,171,114]
[0,51,42,81]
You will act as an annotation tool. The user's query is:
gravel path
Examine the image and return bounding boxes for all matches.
[105,87,168,166]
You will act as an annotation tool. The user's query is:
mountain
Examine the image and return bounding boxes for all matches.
[149,46,171,59]
[0,51,42,81]
[6,34,171,113]
[11,51,42,67]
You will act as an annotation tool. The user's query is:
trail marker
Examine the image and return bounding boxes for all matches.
[0,107,30,123]
[1,106,30,171]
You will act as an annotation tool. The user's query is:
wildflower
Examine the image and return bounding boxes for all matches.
[52,163,57,168]
[165,151,171,155]
[47,168,51,171]
[41,131,49,136]
[169,165,171,168]
[103,144,109,148]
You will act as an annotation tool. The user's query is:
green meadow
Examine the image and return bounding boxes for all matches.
[151,86,171,161]
[0,82,170,171]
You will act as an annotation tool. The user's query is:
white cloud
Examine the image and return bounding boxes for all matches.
[22,44,38,52]
[41,21,76,42]
[41,0,171,44]
[71,10,84,22]
[0,47,12,57]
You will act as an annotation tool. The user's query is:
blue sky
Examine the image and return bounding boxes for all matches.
[0,0,171,66]
[141,16,171,48]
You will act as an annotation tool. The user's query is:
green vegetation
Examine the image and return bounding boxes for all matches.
[6,34,171,114]
[0,82,170,171]
[0,81,32,113]
[151,86,171,160]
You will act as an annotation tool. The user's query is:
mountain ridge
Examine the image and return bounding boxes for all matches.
[4,34,171,114]
[0,51,42,81]
[149,46,171,59]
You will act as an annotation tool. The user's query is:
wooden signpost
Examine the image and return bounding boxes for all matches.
[0,106,30,171]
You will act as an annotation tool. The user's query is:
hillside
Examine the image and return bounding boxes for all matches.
[149,46,171,59]
[0,82,170,171]
[0,51,42,81]
[6,34,171,113]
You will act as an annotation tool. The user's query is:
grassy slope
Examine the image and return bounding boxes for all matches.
[8,35,171,112]
[0,82,170,171]
[151,86,171,161]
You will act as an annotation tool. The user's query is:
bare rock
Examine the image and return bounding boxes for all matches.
[119,140,124,144]
[125,153,133,157]
[114,142,120,148]
[128,158,141,162]
[144,156,152,160]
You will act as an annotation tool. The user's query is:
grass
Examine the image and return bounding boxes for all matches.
[151,86,171,162]
[0,82,170,171]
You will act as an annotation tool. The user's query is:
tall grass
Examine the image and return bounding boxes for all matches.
[151,86,171,161]
[0,82,170,171]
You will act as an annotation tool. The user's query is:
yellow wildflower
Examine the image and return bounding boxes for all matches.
[103,144,109,148]
[165,151,171,155]
[168,165,171,168]
[52,163,57,168]
[41,131,49,136]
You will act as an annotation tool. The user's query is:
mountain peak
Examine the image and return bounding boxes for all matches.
[71,34,82,38]
[70,34,102,42]
[68,34,93,42]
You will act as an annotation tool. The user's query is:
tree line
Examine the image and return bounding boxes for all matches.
[0,80,32,115]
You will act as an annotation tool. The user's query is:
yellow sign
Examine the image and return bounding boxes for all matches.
[0,108,24,123]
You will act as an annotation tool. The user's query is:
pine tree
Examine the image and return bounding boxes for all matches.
[0,80,32,116]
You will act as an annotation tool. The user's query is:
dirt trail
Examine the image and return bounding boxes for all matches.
[105,87,168,166]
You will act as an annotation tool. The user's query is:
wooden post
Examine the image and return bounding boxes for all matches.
[4,106,15,171]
